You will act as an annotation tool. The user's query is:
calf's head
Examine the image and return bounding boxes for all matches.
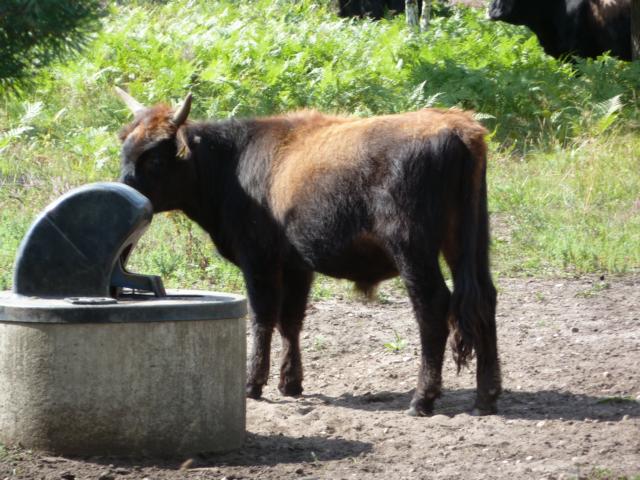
[115,87,195,213]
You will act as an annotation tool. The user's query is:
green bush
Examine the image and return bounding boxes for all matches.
[0,0,638,292]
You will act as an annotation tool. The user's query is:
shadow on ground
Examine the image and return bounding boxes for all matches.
[304,388,640,420]
[77,432,372,471]
[200,432,372,467]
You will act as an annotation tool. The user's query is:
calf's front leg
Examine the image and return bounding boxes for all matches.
[244,266,282,399]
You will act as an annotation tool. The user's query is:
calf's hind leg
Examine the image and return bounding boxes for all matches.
[393,245,451,416]
[277,267,313,396]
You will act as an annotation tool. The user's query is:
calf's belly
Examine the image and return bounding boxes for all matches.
[303,237,399,284]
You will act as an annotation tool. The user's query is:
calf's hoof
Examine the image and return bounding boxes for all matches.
[472,388,500,415]
[278,381,303,397]
[405,397,434,417]
[471,401,498,416]
[246,384,263,399]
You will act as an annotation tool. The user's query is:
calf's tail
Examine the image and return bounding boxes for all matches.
[447,133,497,372]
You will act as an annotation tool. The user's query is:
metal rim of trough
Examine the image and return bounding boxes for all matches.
[0,290,246,324]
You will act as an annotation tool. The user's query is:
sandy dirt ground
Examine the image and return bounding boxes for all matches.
[1,275,639,480]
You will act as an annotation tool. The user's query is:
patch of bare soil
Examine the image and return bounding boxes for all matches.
[1,275,639,480]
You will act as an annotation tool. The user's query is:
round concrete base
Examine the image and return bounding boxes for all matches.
[0,290,246,456]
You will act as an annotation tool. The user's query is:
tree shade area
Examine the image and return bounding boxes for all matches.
[0,0,105,93]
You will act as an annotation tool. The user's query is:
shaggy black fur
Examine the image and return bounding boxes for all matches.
[118,107,501,416]
[336,0,420,19]
[488,0,631,60]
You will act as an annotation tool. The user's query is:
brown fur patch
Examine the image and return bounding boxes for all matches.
[119,104,190,161]
[590,0,628,26]
[268,108,487,221]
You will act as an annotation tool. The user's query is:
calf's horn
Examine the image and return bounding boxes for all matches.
[172,93,192,126]
[114,87,145,115]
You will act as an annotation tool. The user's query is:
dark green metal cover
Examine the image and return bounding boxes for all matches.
[13,182,164,298]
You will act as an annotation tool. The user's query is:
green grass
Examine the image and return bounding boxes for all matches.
[0,442,8,460]
[583,468,640,480]
[491,134,640,276]
[1,0,639,294]
[384,330,408,353]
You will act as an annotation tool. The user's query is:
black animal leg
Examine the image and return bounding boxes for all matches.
[394,248,450,416]
[244,266,282,400]
[470,267,500,415]
[277,267,313,396]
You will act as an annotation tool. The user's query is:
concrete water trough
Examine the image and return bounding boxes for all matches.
[0,183,247,456]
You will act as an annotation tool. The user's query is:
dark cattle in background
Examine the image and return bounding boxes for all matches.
[336,0,421,19]
[488,0,631,60]
[115,88,502,416]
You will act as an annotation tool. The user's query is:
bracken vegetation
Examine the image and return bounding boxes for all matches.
[1,0,639,293]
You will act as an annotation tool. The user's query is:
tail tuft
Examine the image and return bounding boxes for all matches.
[448,286,480,372]
[450,329,474,372]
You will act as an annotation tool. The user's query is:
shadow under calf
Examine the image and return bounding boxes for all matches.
[307,388,640,421]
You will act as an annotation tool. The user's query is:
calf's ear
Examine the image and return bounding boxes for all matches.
[176,127,192,160]
[115,86,145,115]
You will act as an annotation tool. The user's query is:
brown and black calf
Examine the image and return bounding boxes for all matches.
[115,88,501,416]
